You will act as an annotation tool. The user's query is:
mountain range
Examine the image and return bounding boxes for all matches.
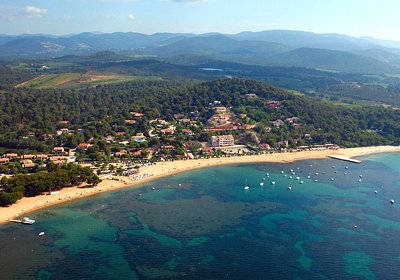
[2,30,400,73]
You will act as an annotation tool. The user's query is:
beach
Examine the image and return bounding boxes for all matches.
[1,145,399,225]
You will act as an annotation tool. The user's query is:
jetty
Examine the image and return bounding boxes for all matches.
[328,155,361,163]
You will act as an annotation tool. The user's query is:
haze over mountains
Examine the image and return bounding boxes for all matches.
[2,30,400,73]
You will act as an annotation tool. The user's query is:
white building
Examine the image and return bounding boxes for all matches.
[210,135,234,147]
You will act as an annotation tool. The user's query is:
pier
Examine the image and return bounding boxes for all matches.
[328,155,362,163]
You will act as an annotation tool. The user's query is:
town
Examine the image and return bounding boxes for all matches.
[0,99,339,177]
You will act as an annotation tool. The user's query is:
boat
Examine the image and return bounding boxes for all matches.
[296,177,300,180]
[259,182,264,186]
[288,186,292,190]
[354,225,358,229]
[374,190,378,194]
[281,171,284,174]
[314,179,319,182]
[244,179,249,190]
[358,179,362,182]
[300,181,304,184]
[390,199,395,204]
[331,178,334,181]
[10,217,35,225]
[271,181,276,185]
[151,187,156,190]
[38,232,45,236]
[262,178,266,181]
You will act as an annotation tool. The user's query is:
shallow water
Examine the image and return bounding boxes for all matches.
[1,153,400,279]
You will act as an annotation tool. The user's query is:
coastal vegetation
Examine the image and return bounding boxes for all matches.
[0,163,100,206]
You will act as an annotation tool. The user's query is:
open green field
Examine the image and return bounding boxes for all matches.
[16,72,162,89]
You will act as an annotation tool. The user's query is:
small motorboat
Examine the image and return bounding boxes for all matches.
[38,232,45,236]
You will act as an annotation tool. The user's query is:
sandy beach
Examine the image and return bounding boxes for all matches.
[1,145,399,225]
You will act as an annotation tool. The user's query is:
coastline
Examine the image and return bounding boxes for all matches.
[1,145,399,225]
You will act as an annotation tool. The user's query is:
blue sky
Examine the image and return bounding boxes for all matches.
[1,0,400,41]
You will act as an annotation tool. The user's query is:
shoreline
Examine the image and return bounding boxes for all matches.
[1,145,399,225]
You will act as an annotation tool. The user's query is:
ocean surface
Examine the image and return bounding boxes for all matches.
[1,153,400,279]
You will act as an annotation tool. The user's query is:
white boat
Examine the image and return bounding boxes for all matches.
[314,179,319,182]
[300,181,304,184]
[260,182,264,186]
[331,178,334,181]
[38,232,45,236]
[358,179,362,182]
[10,217,35,225]
[244,179,249,190]
[359,175,363,178]
[262,178,266,181]
[271,181,276,185]
[288,186,292,190]
[281,171,284,174]
[296,177,300,180]
[307,176,311,179]
[390,199,395,204]
[374,190,378,194]
[289,176,293,179]
[354,225,358,229]
[151,187,156,190]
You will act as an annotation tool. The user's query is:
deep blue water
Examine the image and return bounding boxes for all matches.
[1,153,400,279]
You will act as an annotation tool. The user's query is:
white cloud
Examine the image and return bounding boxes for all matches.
[128,14,135,21]
[24,5,47,17]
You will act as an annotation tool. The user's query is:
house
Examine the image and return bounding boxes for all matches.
[161,128,175,134]
[204,124,236,132]
[210,135,234,147]
[173,113,185,119]
[265,101,281,108]
[214,106,227,113]
[125,119,136,125]
[50,156,67,166]
[271,119,285,127]
[244,93,258,98]
[190,111,201,118]
[276,140,289,148]
[285,117,300,124]
[131,133,146,143]
[131,149,142,157]
[21,154,36,159]
[130,112,144,118]
[114,150,128,157]
[161,145,176,151]
[0,158,9,165]
[259,143,271,150]
[77,143,91,150]
[202,147,214,154]
[53,147,65,155]
[4,153,18,159]
[181,129,194,136]
[36,154,48,160]
[21,159,35,168]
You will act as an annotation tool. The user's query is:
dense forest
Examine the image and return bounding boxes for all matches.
[0,78,399,153]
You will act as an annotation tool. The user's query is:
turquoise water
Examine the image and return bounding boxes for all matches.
[1,153,400,279]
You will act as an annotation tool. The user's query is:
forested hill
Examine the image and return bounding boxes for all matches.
[0,78,399,152]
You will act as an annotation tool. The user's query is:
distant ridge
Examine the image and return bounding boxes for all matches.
[1,30,400,73]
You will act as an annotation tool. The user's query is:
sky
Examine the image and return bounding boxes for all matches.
[1,0,400,41]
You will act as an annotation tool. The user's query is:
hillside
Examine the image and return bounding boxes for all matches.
[0,78,399,153]
[2,30,400,74]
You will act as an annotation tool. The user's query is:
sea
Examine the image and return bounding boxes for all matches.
[1,153,400,280]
